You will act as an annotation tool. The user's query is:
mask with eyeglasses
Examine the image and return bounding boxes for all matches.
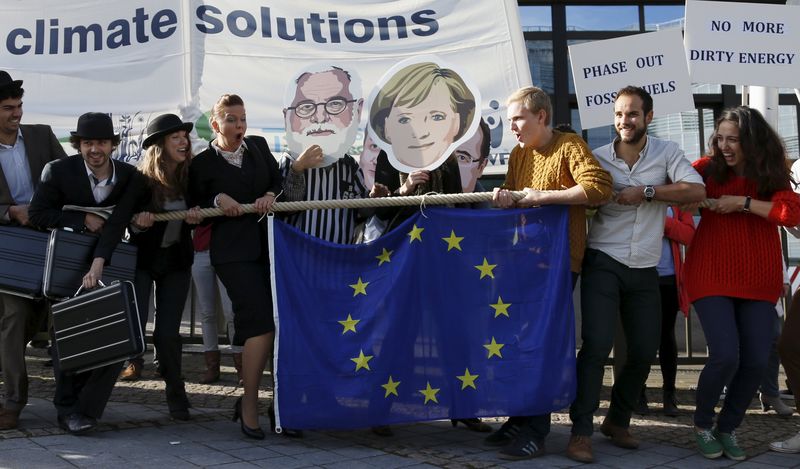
[287,97,356,119]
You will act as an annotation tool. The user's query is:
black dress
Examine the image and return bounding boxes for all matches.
[188,136,282,345]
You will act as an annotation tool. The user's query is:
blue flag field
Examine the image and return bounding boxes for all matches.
[268,206,575,431]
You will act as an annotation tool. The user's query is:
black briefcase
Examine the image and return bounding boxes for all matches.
[43,229,137,300]
[0,225,49,298]
[51,280,144,374]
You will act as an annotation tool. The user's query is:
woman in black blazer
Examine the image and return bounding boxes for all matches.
[84,114,201,420]
[188,94,282,439]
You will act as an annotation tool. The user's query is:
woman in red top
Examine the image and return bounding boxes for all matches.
[683,106,800,461]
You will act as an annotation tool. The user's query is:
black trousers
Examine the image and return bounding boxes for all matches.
[52,350,123,419]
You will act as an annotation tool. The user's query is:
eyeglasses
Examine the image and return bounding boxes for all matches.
[287,97,356,119]
[456,152,482,165]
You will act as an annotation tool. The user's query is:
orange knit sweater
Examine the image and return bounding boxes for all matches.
[684,157,800,303]
[502,131,613,272]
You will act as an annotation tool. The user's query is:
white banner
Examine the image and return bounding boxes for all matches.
[568,29,694,130]
[684,0,800,88]
[0,0,531,164]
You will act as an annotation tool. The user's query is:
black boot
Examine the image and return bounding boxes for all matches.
[663,389,679,417]
[635,388,649,415]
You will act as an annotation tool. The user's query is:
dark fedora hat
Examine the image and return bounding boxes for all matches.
[70,112,118,139]
[142,113,193,149]
[0,70,23,91]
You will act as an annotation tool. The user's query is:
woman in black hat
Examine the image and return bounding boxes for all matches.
[83,113,202,420]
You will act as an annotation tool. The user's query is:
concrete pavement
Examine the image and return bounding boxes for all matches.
[2,346,800,468]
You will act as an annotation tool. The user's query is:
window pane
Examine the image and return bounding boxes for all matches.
[527,40,554,93]
[645,5,685,31]
[692,83,722,94]
[648,110,704,161]
[702,108,715,156]
[566,5,639,31]
[519,6,551,32]
[780,105,799,160]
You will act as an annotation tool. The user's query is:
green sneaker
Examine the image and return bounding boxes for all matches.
[694,428,723,459]
[714,429,746,461]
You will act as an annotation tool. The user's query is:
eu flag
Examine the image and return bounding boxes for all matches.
[269,206,575,431]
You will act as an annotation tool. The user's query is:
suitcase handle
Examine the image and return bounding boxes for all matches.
[73,280,106,298]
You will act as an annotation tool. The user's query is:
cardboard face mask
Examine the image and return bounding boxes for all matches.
[283,65,364,168]
[367,56,481,173]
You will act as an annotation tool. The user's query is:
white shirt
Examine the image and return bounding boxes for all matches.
[84,159,117,204]
[0,129,34,205]
[588,136,703,268]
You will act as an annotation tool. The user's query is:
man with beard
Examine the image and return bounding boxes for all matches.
[565,86,705,463]
[279,65,371,244]
[29,112,139,435]
[0,70,66,430]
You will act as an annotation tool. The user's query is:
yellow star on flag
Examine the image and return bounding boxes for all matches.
[474,258,497,279]
[376,248,393,266]
[351,349,373,371]
[456,368,479,390]
[338,314,360,334]
[419,381,440,404]
[441,230,464,252]
[349,277,369,296]
[483,337,505,359]
[490,297,511,318]
[408,224,424,243]
[382,376,401,398]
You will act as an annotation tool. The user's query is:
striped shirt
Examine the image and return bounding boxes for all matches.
[588,136,703,268]
[279,153,368,244]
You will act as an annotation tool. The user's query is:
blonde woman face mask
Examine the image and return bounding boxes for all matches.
[384,81,460,169]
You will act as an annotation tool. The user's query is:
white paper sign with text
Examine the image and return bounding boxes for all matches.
[684,0,800,88]
[568,29,694,130]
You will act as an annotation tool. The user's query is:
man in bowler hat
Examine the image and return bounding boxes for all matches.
[0,70,66,430]
[29,112,139,435]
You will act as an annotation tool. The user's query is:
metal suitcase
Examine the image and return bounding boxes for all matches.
[51,280,143,374]
[0,225,49,298]
[43,229,137,300]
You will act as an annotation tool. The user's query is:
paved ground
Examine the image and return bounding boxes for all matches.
[2,345,800,468]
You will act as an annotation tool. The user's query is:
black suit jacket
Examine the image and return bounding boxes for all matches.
[100,173,194,270]
[0,124,67,222]
[188,136,281,265]
[29,154,139,259]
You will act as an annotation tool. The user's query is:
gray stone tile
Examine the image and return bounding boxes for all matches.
[205,439,259,451]
[322,460,379,469]
[292,450,351,466]
[663,454,737,467]
[208,462,260,468]
[360,454,422,468]
[179,450,240,466]
[251,455,316,468]
[268,443,321,456]
[225,445,284,461]
[746,451,800,467]
[0,448,74,469]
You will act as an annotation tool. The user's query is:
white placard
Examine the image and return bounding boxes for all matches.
[1,0,531,162]
[684,0,800,88]
[568,29,694,130]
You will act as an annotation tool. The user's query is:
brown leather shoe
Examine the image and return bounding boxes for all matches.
[600,418,639,449]
[199,351,221,384]
[0,408,20,430]
[566,435,593,463]
[119,359,143,381]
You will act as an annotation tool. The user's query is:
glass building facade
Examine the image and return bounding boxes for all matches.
[517,0,799,161]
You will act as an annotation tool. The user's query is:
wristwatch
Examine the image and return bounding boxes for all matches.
[643,185,655,202]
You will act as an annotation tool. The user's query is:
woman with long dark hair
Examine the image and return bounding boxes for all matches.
[84,113,201,420]
[684,106,800,460]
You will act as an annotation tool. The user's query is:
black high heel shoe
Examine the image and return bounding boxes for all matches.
[232,396,265,440]
[268,404,304,438]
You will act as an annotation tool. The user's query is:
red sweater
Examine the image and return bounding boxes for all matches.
[684,157,800,304]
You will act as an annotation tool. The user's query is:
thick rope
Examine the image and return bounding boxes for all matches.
[151,192,717,222]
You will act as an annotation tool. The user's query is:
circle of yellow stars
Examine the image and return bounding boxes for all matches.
[337,221,512,407]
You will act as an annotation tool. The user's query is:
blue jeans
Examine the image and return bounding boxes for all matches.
[693,296,775,433]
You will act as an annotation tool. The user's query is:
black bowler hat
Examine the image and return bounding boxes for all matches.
[142,113,193,149]
[70,112,118,139]
[0,70,23,92]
